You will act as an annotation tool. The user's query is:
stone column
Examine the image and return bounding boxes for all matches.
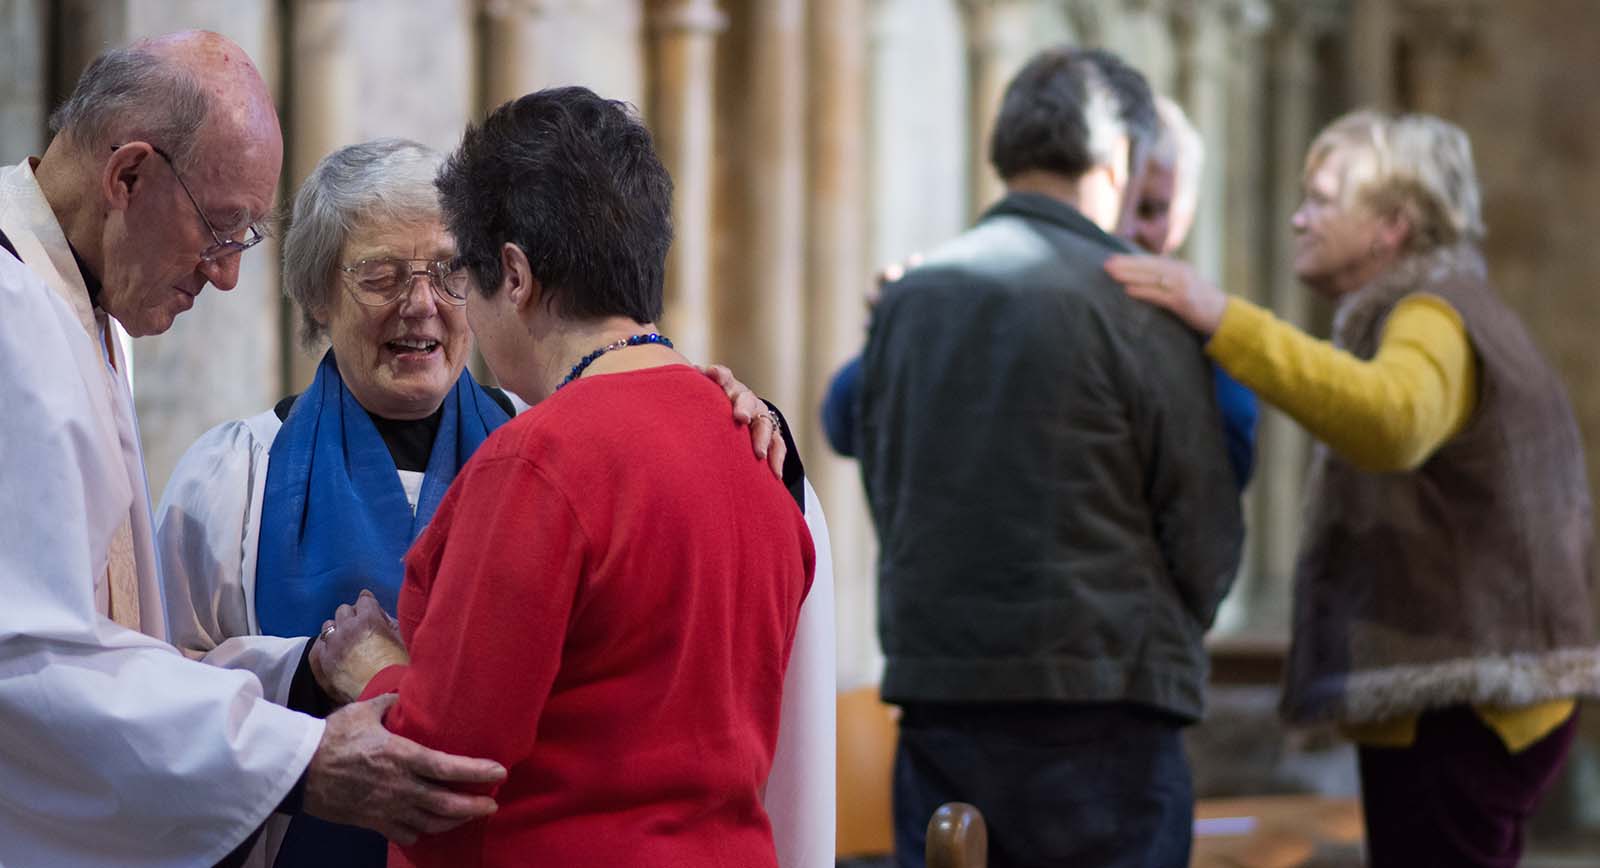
[1248,0,1344,610]
[484,0,646,111]
[1346,0,1398,109]
[107,1,285,497]
[1394,0,1489,118]
[1098,0,1179,92]
[0,0,48,159]
[285,0,359,389]
[712,0,807,415]
[957,0,1032,217]
[1170,0,1276,632]
[806,0,874,688]
[646,0,726,365]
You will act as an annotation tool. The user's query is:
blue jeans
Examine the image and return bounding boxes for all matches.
[892,702,1193,868]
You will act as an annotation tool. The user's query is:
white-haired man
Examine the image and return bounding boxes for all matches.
[1125,95,1258,486]
[858,48,1243,867]
[0,31,504,867]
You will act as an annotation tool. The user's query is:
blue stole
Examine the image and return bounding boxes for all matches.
[255,351,508,868]
[256,351,508,636]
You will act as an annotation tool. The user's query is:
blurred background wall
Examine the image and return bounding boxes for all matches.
[5,0,1600,843]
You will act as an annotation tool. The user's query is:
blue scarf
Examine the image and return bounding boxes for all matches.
[255,351,510,638]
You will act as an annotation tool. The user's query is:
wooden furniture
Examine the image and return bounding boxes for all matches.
[836,686,899,859]
[926,802,988,868]
[1193,795,1364,867]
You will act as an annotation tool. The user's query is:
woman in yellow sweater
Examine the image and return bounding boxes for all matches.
[1106,110,1598,868]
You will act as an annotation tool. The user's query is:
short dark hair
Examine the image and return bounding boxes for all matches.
[435,86,673,323]
[989,47,1157,182]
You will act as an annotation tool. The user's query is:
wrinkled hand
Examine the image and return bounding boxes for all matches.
[302,693,505,845]
[867,252,924,309]
[701,364,786,478]
[1103,254,1228,336]
[310,590,409,706]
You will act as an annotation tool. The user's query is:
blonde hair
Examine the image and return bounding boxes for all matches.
[1305,110,1485,253]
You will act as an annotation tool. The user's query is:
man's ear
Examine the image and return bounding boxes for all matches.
[500,242,542,310]
[101,141,155,213]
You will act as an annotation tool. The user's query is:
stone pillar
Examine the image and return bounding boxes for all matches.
[285,0,359,390]
[0,0,48,160]
[484,0,646,111]
[101,1,286,498]
[1171,0,1277,632]
[712,0,807,415]
[1346,0,1398,109]
[957,0,1032,217]
[1100,0,1180,92]
[53,1,129,105]
[1393,0,1489,118]
[867,0,968,267]
[805,0,873,688]
[646,0,726,365]
[1249,0,1343,609]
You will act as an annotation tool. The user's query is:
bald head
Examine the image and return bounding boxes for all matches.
[50,30,279,173]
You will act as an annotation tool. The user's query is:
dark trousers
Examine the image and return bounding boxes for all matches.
[1358,705,1578,868]
[891,702,1193,868]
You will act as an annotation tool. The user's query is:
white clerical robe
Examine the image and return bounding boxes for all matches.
[0,158,324,868]
[159,407,838,868]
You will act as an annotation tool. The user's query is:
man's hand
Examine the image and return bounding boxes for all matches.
[701,364,786,478]
[302,694,506,845]
[310,590,409,705]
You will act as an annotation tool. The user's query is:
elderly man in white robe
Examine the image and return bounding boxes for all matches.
[0,31,507,867]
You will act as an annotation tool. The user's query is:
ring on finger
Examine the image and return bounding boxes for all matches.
[320,623,337,641]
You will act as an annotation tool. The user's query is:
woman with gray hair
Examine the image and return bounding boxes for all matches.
[154,138,796,868]
[1106,111,1599,867]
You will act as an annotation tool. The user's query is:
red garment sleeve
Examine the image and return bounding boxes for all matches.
[381,455,588,795]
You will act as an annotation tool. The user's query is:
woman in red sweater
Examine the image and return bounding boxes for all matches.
[316,87,816,868]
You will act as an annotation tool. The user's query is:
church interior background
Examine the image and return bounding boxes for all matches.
[5,0,1600,860]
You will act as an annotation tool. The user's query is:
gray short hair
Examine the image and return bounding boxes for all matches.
[49,46,210,168]
[1151,96,1205,216]
[282,139,445,348]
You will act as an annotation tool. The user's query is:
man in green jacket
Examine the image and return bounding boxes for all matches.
[859,47,1244,868]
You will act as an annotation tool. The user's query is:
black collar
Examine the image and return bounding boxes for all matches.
[65,239,104,309]
[979,191,1134,255]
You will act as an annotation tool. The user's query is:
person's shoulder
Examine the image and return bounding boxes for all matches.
[173,412,276,475]
[159,413,274,512]
[0,253,77,344]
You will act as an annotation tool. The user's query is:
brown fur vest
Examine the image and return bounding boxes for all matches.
[1280,243,1600,726]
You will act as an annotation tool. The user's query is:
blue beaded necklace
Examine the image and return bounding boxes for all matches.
[557,332,674,391]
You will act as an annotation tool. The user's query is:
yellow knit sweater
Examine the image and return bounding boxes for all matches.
[1208,293,1574,752]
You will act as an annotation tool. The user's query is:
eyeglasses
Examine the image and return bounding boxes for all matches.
[111,143,268,262]
[341,258,470,307]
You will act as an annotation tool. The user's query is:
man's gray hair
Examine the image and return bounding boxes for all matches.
[283,138,445,348]
[1151,96,1205,220]
[49,46,210,168]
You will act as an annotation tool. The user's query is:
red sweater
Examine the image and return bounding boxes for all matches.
[361,366,816,868]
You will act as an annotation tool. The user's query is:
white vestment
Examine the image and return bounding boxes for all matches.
[159,407,837,868]
[0,158,324,868]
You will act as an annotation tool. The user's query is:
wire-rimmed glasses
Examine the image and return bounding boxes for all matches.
[340,257,470,307]
[111,143,268,262]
